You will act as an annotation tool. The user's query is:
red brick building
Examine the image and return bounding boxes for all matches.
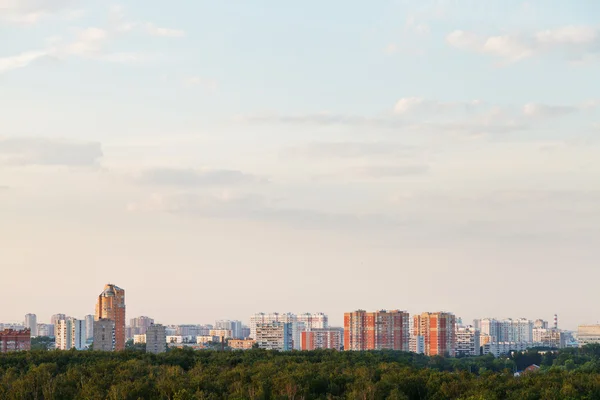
[0,329,31,353]
[413,312,456,357]
[344,310,410,351]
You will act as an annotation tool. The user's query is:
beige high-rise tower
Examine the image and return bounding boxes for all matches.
[95,284,126,351]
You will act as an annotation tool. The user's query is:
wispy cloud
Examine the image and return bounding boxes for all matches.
[144,23,185,38]
[0,50,49,73]
[0,0,77,24]
[446,25,600,63]
[0,137,103,166]
[135,168,259,187]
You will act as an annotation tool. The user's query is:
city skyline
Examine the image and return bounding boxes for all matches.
[1,1,600,328]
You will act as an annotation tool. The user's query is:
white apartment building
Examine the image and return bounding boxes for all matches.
[297,313,328,330]
[24,314,37,337]
[479,318,533,343]
[56,318,86,350]
[215,320,243,339]
[409,335,425,354]
[482,342,533,357]
[250,313,303,350]
[255,322,293,351]
[456,326,480,357]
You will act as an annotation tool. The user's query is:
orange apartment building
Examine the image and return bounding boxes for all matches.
[413,312,456,357]
[344,310,410,351]
[301,328,343,350]
[95,284,126,351]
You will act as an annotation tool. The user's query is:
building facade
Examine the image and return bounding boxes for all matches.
[249,313,302,349]
[24,314,37,337]
[456,326,480,357]
[578,325,600,346]
[130,316,155,337]
[410,335,425,354]
[297,313,329,330]
[56,318,86,350]
[344,310,410,351]
[215,320,243,339]
[301,328,343,350]
[37,323,54,338]
[413,312,456,357]
[146,324,167,354]
[255,322,293,351]
[228,339,255,350]
[95,284,126,351]
[0,329,31,353]
[85,315,94,341]
[93,319,116,351]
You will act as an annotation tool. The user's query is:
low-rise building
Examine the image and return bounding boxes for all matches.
[228,339,255,350]
[0,329,31,353]
[578,325,600,347]
[482,342,533,357]
[197,335,221,344]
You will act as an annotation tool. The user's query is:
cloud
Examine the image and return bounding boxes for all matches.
[393,97,483,114]
[354,165,430,178]
[446,25,600,62]
[284,142,417,159]
[127,192,400,230]
[185,76,218,91]
[0,5,184,74]
[523,103,578,118]
[0,0,76,24]
[136,168,258,187]
[144,23,185,38]
[238,112,395,127]
[0,137,103,166]
[0,50,49,73]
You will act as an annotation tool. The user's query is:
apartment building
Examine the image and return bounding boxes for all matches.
[301,328,343,350]
[413,312,456,357]
[146,324,167,354]
[95,284,126,351]
[456,326,480,357]
[255,322,293,351]
[344,310,410,351]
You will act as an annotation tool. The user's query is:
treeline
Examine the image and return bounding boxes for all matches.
[1,346,600,399]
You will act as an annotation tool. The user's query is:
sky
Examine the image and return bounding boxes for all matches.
[1,0,599,330]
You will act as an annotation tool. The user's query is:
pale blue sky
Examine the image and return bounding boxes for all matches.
[1,0,599,329]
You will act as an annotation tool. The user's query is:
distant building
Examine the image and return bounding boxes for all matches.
[229,339,255,350]
[96,284,126,351]
[210,329,233,339]
[215,320,243,339]
[479,318,533,343]
[578,325,600,347]
[24,314,37,337]
[249,313,302,349]
[85,315,94,341]
[130,316,154,337]
[56,318,86,350]
[344,310,410,351]
[176,325,204,337]
[241,326,250,339]
[0,329,31,353]
[482,342,534,357]
[414,312,456,357]
[533,328,565,348]
[37,323,53,338]
[197,335,221,344]
[51,314,67,326]
[146,324,166,354]
[410,335,425,354]
[534,319,549,329]
[456,326,480,357]
[134,334,146,344]
[297,313,328,330]
[93,319,116,351]
[255,322,293,351]
[301,328,343,350]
